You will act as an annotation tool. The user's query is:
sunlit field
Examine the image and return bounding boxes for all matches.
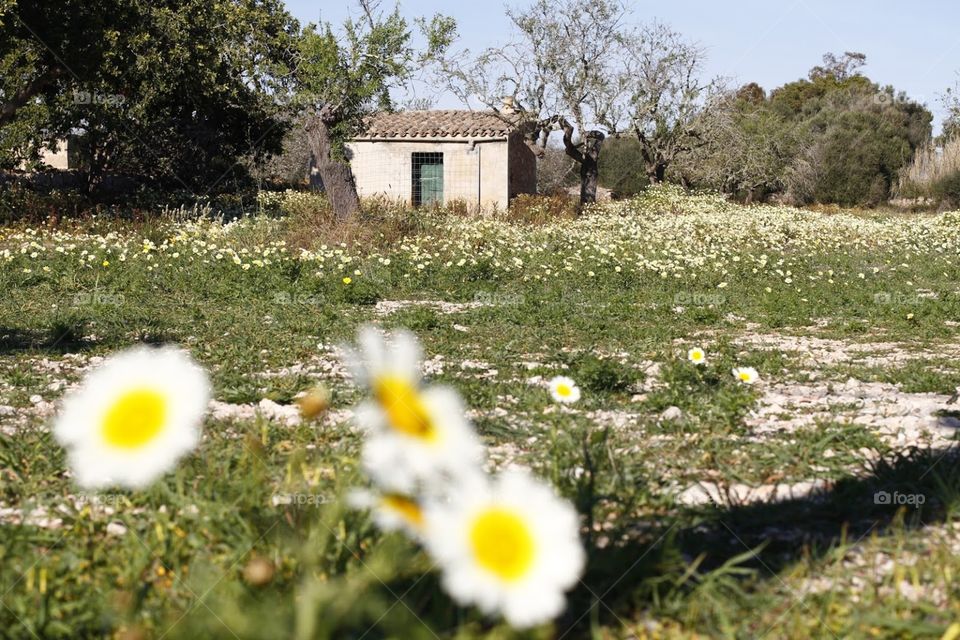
[3,186,960,639]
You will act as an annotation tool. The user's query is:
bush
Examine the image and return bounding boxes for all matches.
[932,170,960,207]
[503,194,578,224]
[598,137,650,197]
[569,353,634,395]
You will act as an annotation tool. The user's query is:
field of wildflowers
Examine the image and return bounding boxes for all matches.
[2,186,960,638]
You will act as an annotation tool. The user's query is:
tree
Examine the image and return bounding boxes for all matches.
[291,1,455,220]
[939,74,960,142]
[443,0,630,208]
[809,51,867,82]
[678,52,932,207]
[0,0,300,192]
[674,86,803,202]
[622,22,723,184]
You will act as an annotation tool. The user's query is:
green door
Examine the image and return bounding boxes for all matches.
[413,153,444,207]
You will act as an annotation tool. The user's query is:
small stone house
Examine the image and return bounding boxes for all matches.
[345,109,537,211]
[16,137,80,171]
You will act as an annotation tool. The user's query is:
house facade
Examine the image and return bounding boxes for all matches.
[345,110,537,211]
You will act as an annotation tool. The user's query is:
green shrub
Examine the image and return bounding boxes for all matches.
[569,353,634,394]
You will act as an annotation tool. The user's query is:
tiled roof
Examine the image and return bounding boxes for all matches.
[355,110,525,140]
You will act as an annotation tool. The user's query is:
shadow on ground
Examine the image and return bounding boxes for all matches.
[563,443,960,634]
[0,325,97,355]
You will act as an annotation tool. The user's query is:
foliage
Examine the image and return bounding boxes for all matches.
[598,137,651,196]
[0,0,301,192]
[680,52,932,206]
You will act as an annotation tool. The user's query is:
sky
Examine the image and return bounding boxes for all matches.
[285,0,960,132]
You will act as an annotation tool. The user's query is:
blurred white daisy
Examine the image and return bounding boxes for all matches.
[53,346,210,489]
[687,347,706,365]
[344,326,483,493]
[423,471,585,629]
[732,366,759,384]
[547,376,580,404]
[359,385,483,494]
[348,488,425,537]
[342,325,423,391]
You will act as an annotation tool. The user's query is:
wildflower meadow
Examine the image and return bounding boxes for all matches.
[3,186,960,638]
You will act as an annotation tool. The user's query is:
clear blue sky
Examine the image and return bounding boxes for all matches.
[286,0,960,132]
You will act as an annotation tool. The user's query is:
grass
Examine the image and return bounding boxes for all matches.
[2,186,960,638]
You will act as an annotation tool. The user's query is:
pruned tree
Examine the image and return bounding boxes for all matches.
[622,22,724,183]
[442,0,630,208]
[292,0,455,220]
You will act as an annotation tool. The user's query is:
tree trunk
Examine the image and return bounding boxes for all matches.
[646,161,667,184]
[305,115,360,221]
[578,131,605,207]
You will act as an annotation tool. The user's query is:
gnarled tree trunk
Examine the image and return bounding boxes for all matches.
[645,161,667,184]
[551,116,606,211]
[305,113,360,221]
[578,131,604,205]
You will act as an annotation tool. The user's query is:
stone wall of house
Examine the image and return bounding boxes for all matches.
[507,132,537,200]
[346,139,512,211]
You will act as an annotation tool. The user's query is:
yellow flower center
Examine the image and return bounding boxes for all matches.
[555,383,573,397]
[469,508,536,581]
[101,388,169,449]
[372,376,437,441]
[381,494,424,528]
[739,372,752,381]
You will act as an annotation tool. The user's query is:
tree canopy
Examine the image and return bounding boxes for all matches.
[1,0,300,192]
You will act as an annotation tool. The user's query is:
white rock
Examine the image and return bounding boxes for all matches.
[659,406,684,422]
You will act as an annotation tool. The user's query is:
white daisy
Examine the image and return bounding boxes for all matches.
[423,471,585,629]
[342,325,423,391]
[347,488,425,538]
[344,326,483,493]
[732,366,759,384]
[548,376,581,404]
[53,346,210,489]
[358,385,483,494]
[687,347,706,365]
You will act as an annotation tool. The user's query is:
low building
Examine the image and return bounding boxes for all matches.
[16,137,81,171]
[346,108,537,211]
